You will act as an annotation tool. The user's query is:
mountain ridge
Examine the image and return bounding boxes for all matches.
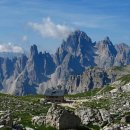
[0,30,130,95]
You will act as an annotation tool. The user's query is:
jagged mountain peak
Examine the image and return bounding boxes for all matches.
[30,44,38,58]
[115,43,130,48]
[55,30,94,66]
[66,30,92,45]
[104,36,110,41]
[71,30,91,38]
[96,36,117,56]
[59,30,93,53]
[1,31,130,95]
[103,37,114,47]
[99,36,113,46]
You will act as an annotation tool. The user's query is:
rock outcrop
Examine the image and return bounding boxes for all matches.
[32,116,45,126]
[75,107,111,127]
[0,113,12,127]
[45,104,81,130]
[102,124,130,130]
[95,37,117,68]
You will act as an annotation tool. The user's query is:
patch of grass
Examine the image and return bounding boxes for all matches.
[87,123,100,130]
[0,93,53,129]
[83,98,110,109]
[19,113,32,127]
[112,66,124,71]
[99,85,114,94]
[124,112,130,116]
[35,126,57,130]
[65,88,101,99]
[0,128,12,130]
[76,125,90,130]
[118,74,130,85]
[17,94,45,102]
[111,113,121,124]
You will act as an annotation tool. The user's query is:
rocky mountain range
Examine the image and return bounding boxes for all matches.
[0,30,130,95]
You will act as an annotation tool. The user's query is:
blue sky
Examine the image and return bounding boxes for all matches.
[0,0,130,53]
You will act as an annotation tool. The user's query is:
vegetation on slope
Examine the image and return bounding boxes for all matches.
[98,85,115,94]
[118,74,130,85]
[0,93,56,130]
[112,66,124,71]
[65,88,101,99]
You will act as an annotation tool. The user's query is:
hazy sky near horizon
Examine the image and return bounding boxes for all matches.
[0,0,130,53]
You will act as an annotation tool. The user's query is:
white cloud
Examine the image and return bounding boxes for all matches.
[22,35,28,42]
[28,17,73,39]
[0,43,24,53]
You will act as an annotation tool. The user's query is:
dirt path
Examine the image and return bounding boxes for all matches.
[59,98,89,109]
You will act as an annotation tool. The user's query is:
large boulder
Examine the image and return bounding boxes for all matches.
[45,104,81,130]
[32,116,45,126]
[0,113,12,127]
[75,107,111,126]
[121,115,130,123]
[102,124,130,130]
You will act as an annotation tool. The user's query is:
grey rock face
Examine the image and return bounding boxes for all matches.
[32,116,45,126]
[0,44,56,95]
[11,45,56,95]
[45,104,81,130]
[55,30,95,72]
[13,54,28,78]
[66,67,111,93]
[95,37,117,68]
[26,45,55,83]
[1,30,130,95]
[1,58,15,79]
[115,43,130,66]
[75,107,111,126]
[0,113,12,127]
[121,115,130,123]
[102,124,130,130]
[47,31,130,94]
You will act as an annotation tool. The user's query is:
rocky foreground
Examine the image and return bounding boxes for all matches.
[1,81,130,130]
